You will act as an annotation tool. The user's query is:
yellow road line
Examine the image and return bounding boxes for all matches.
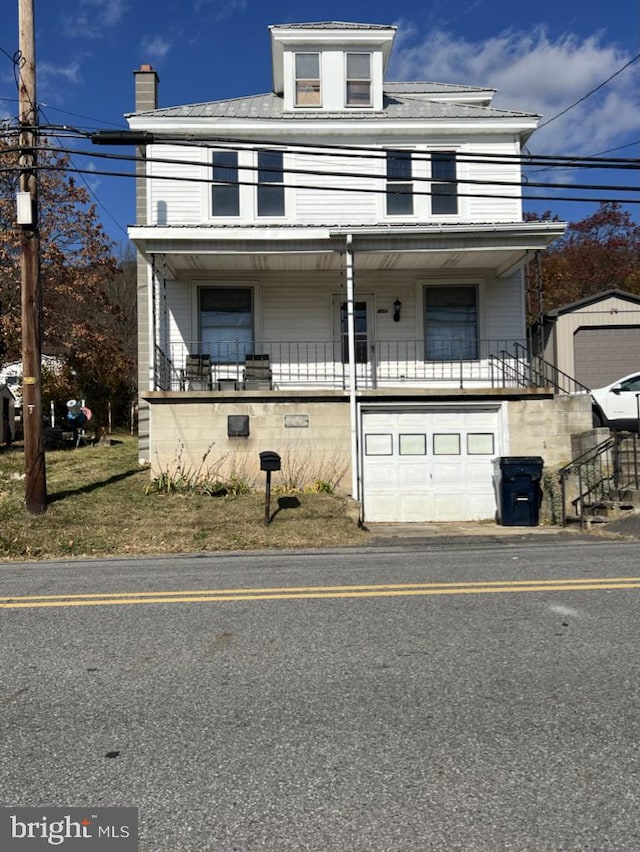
[1,577,639,609]
[1,575,639,602]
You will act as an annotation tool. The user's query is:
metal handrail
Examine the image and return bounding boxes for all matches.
[558,433,640,527]
[513,342,590,395]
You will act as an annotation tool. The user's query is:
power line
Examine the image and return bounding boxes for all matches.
[7,123,640,171]
[3,141,638,204]
[526,140,640,176]
[18,161,639,206]
[26,142,640,195]
[537,52,640,130]
[38,106,128,239]
[91,130,640,168]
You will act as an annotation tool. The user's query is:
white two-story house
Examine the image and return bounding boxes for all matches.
[128,21,589,523]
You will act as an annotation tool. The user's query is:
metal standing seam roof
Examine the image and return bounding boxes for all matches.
[133,91,538,121]
[384,82,495,95]
[269,21,395,30]
[133,221,541,232]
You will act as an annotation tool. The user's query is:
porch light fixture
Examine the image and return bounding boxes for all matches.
[393,299,402,322]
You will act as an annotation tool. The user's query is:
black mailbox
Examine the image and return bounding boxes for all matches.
[259,451,281,472]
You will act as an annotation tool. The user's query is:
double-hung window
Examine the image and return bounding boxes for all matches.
[295,53,321,107]
[431,152,458,215]
[386,150,413,216]
[346,53,371,106]
[257,150,285,217]
[424,285,478,361]
[212,151,239,217]
[200,287,253,364]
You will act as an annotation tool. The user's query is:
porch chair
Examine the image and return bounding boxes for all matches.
[182,354,213,390]
[243,353,272,390]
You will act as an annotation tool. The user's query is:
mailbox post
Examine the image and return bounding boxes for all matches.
[259,451,281,525]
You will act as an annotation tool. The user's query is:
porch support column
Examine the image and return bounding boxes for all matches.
[149,256,159,391]
[345,235,360,502]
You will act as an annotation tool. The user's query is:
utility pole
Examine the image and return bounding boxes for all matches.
[18,0,47,513]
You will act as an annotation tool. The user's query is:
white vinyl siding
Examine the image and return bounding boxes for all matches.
[146,140,524,227]
[464,140,522,222]
[295,149,378,224]
[483,273,525,341]
[147,144,204,225]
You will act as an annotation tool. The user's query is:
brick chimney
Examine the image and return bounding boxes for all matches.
[134,63,159,112]
[133,65,159,226]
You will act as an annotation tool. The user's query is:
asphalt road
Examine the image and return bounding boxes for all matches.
[2,538,640,851]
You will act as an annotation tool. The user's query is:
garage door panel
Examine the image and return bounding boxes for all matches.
[362,407,501,522]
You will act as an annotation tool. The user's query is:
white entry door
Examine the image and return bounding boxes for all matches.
[361,407,502,522]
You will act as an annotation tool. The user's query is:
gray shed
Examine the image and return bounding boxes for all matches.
[537,289,640,389]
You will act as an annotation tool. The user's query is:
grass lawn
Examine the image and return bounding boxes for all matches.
[0,435,367,562]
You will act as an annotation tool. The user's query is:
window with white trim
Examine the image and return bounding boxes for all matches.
[212,151,239,217]
[200,287,253,363]
[386,150,413,215]
[431,152,458,215]
[424,285,478,361]
[295,53,321,107]
[257,150,285,217]
[346,53,371,106]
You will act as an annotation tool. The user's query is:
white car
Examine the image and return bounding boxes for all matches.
[591,372,640,430]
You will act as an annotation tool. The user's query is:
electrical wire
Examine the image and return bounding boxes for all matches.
[17,161,638,205]
[537,52,640,130]
[38,106,129,239]
[20,142,640,196]
[8,122,640,169]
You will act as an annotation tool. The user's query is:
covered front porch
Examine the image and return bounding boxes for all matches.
[133,221,570,400]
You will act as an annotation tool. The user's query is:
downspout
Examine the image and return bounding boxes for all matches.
[345,234,360,504]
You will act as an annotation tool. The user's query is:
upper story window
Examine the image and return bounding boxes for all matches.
[257,150,285,217]
[295,53,321,107]
[431,153,458,215]
[212,151,239,217]
[346,53,371,107]
[386,150,413,216]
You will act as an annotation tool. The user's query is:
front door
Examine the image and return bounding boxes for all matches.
[333,295,375,387]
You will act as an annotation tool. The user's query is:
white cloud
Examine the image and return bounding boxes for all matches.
[83,160,102,193]
[62,0,128,39]
[193,0,247,21]
[141,35,172,63]
[39,61,84,85]
[389,23,640,155]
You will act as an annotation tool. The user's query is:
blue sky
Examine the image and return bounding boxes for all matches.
[1,0,638,246]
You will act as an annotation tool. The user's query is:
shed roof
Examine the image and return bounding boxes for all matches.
[545,289,640,318]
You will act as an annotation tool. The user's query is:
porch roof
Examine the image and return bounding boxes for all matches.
[130,220,566,278]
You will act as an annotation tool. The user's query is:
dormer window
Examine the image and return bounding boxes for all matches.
[346,53,371,107]
[295,53,321,107]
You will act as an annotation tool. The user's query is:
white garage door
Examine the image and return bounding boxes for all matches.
[362,406,502,522]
